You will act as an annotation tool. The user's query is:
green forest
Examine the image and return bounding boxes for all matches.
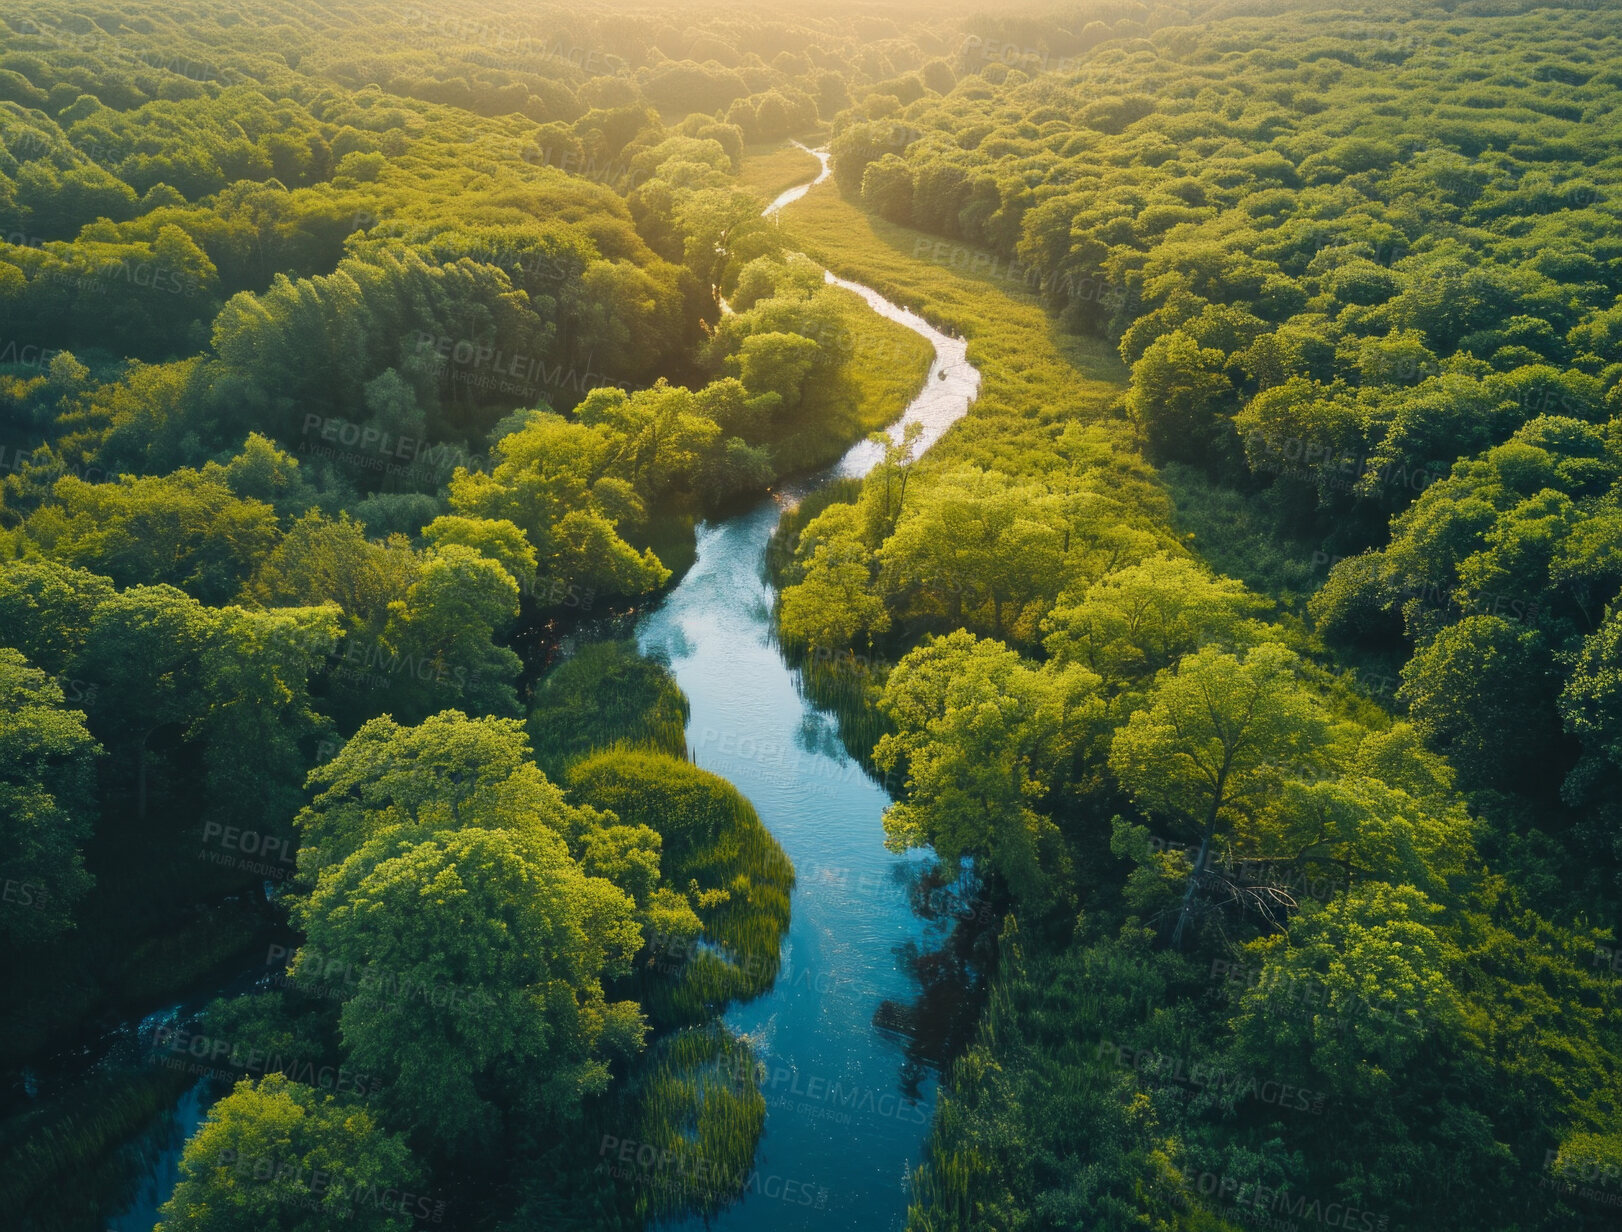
[0,1,1618,1230]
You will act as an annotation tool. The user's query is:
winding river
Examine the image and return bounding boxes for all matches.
[644,147,982,1230]
[100,147,980,1231]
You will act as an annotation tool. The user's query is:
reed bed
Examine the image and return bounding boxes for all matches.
[566,749,794,1027]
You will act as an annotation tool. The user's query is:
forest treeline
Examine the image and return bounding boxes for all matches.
[764,1,1622,1230]
[2,0,1620,1230]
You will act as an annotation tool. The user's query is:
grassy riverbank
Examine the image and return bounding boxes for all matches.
[777,282,936,475]
[775,182,1129,425]
[737,139,825,201]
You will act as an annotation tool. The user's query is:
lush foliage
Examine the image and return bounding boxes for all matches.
[155,1075,425,1232]
[6,1,1622,1230]
[765,9,1622,1223]
[0,0,940,1223]
[822,0,1622,916]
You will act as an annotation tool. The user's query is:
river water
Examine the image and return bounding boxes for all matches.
[99,148,981,1231]
[643,147,982,1230]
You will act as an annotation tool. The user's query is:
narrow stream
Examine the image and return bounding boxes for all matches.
[97,148,980,1231]
[640,148,982,1230]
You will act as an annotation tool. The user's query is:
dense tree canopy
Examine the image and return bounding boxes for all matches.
[292,712,649,1150]
[156,1075,425,1232]
[0,647,98,940]
[5,2,1622,1230]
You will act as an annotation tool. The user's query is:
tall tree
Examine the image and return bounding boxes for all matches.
[877,468,1067,642]
[0,649,99,941]
[291,713,645,1152]
[156,1075,425,1232]
[1109,643,1334,948]
[876,630,1103,913]
[1043,552,1267,684]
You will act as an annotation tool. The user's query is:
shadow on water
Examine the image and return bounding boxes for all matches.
[8,932,292,1232]
[873,866,999,1074]
[101,1080,212,1232]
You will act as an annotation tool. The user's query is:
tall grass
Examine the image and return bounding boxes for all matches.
[622,1023,767,1222]
[501,1023,766,1230]
[736,139,823,201]
[565,749,794,1027]
[1160,462,1332,609]
[774,184,1129,440]
[0,1067,195,1229]
[528,640,690,780]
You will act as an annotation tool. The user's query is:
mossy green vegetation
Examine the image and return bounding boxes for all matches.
[567,748,795,1026]
[1160,462,1330,607]
[823,0,1622,911]
[528,640,691,779]
[737,140,825,202]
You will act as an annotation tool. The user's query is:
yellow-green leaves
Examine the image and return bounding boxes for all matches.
[778,503,890,651]
[876,629,1103,913]
[157,1074,422,1232]
[1109,643,1332,837]
[290,711,647,1151]
[877,468,1069,644]
[1043,551,1268,684]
